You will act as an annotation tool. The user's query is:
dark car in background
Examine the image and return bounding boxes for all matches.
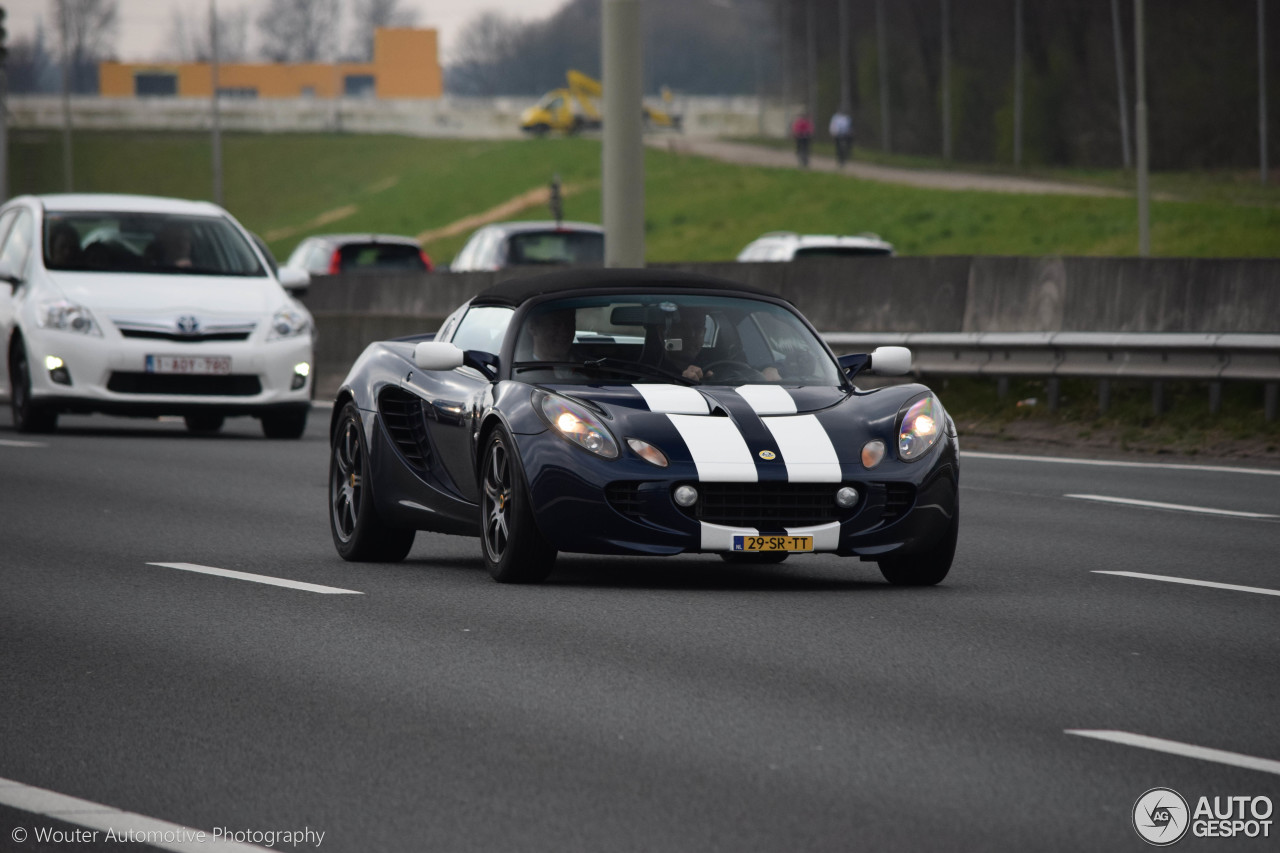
[284,234,433,275]
[449,221,604,272]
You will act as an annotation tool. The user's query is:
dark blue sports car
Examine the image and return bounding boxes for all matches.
[329,269,959,584]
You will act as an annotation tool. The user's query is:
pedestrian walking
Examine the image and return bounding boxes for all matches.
[830,109,853,166]
[791,112,815,168]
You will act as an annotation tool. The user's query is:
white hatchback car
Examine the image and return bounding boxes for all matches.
[735,231,895,261]
[0,194,315,437]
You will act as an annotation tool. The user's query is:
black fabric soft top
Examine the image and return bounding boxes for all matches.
[470,267,784,308]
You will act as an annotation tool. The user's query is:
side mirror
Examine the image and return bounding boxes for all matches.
[868,346,912,376]
[0,260,22,288]
[414,341,466,371]
[278,266,311,296]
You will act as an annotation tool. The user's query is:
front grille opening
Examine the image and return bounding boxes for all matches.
[379,388,433,473]
[606,482,646,521]
[690,482,848,526]
[107,372,261,396]
[119,329,253,342]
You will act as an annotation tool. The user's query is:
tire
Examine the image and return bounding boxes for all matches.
[878,508,958,587]
[329,403,416,562]
[184,413,225,435]
[9,343,57,434]
[480,427,556,583]
[262,407,308,439]
[720,551,789,565]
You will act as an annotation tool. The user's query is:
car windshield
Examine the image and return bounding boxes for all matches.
[43,212,266,276]
[506,230,603,266]
[512,294,842,386]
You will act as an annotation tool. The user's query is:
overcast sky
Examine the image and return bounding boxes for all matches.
[9,0,568,64]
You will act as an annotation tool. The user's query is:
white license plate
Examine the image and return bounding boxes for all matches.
[732,535,814,553]
[145,355,232,375]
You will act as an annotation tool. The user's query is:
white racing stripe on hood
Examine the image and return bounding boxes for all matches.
[762,415,842,482]
[735,384,797,415]
[633,384,709,415]
[668,414,758,482]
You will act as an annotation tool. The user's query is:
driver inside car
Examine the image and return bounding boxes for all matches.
[662,308,781,383]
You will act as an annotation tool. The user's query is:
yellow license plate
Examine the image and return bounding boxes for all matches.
[732,535,814,553]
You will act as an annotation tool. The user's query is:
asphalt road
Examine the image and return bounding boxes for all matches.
[2,406,1278,852]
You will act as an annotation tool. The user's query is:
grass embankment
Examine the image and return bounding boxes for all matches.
[10,130,1280,263]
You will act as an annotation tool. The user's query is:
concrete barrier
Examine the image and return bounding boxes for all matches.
[302,257,1280,396]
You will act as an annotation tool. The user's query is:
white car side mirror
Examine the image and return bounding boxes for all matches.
[414,341,466,371]
[868,346,912,376]
[278,267,311,294]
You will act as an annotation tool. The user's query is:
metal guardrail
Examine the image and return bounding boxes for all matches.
[822,332,1280,419]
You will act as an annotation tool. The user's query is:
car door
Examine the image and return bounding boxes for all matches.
[0,207,27,399]
[404,303,513,502]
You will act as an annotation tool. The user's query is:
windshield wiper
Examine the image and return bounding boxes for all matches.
[513,358,696,386]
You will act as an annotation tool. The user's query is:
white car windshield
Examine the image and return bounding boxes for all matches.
[512,294,842,386]
[44,212,266,277]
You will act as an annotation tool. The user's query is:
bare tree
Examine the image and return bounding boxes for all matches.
[350,0,419,62]
[165,4,251,62]
[52,0,120,92]
[447,11,526,94]
[256,0,340,63]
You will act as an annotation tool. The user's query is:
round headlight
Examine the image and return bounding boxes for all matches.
[898,396,942,461]
[835,486,859,508]
[536,391,619,459]
[673,485,699,507]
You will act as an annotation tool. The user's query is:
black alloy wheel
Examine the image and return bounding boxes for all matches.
[329,402,415,562]
[10,343,57,434]
[481,428,556,583]
[877,507,958,587]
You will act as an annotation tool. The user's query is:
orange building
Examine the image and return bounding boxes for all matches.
[99,28,441,99]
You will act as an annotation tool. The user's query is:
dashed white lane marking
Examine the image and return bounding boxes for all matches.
[0,439,46,447]
[964,450,1280,477]
[1065,731,1280,776]
[1064,493,1279,519]
[1093,570,1280,598]
[147,563,363,595]
[0,776,272,851]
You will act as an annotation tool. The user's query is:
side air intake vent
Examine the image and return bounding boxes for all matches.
[378,388,433,473]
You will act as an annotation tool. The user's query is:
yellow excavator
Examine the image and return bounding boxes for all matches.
[520,70,682,136]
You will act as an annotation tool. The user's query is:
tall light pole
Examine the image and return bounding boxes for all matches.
[806,0,817,121]
[1261,0,1269,185]
[877,0,890,152]
[210,0,223,206]
[59,0,74,191]
[1134,0,1150,256]
[602,0,644,267]
[1013,0,1023,167]
[838,0,851,113]
[941,0,951,161]
[1110,0,1132,168]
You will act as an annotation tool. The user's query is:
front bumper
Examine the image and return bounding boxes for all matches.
[22,329,314,417]
[522,430,959,559]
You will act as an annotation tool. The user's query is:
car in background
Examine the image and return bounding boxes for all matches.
[328,268,959,586]
[449,221,604,272]
[284,233,433,275]
[736,231,895,261]
[0,193,315,438]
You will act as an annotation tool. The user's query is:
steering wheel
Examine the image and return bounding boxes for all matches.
[701,360,765,382]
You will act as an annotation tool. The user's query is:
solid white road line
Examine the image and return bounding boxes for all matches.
[0,776,273,852]
[964,450,1280,477]
[0,439,47,447]
[146,562,363,595]
[1065,731,1280,776]
[1064,493,1279,519]
[1093,570,1280,598]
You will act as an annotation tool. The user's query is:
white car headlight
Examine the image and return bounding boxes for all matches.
[267,307,312,341]
[534,390,619,459]
[897,395,943,461]
[37,300,102,336]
